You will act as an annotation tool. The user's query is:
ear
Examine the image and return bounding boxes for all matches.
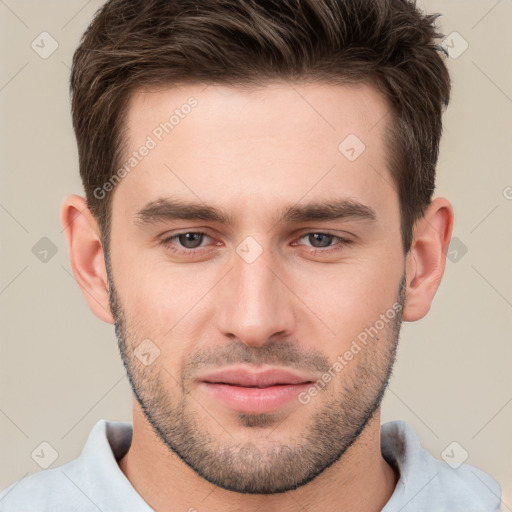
[402,197,454,322]
[60,195,114,324]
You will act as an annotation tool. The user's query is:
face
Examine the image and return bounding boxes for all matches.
[106,82,406,494]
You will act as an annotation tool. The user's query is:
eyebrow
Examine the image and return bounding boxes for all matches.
[134,197,377,227]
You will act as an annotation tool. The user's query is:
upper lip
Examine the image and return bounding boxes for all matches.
[197,366,315,388]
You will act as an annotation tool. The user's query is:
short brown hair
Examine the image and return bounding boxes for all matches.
[70,0,450,254]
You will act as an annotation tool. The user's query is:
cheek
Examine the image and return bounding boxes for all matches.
[291,251,403,353]
[110,214,404,360]
[125,271,207,336]
[113,257,220,368]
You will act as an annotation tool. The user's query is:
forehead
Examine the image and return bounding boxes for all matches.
[114,81,396,224]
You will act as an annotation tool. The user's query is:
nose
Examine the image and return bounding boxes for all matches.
[216,245,296,348]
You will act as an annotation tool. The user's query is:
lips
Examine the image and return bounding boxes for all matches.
[197,366,315,388]
[196,366,316,414]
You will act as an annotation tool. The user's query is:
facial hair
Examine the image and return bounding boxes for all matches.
[106,256,406,495]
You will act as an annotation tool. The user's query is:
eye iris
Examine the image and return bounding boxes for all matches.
[174,233,336,250]
[309,233,333,248]
[179,232,204,249]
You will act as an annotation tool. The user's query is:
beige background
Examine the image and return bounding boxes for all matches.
[1,0,511,507]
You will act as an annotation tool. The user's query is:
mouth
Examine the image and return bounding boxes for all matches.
[196,366,316,414]
[202,380,312,388]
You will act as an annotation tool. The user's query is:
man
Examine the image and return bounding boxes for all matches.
[0,0,503,510]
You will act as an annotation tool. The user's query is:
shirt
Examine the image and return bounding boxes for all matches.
[0,419,503,511]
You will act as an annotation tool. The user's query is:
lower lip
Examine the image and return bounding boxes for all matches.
[199,382,312,414]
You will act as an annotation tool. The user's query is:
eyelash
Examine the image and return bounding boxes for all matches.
[160,231,353,256]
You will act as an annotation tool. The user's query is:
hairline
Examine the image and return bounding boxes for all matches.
[98,77,416,258]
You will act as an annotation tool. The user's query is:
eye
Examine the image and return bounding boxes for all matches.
[300,233,337,248]
[160,230,353,257]
[161,231,213,254]
[294,232,353,253]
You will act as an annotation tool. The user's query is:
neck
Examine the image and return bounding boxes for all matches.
[118,401,399,512]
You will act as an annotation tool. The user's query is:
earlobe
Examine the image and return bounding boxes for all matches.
[402,197,454,322]
[60,195,115,324]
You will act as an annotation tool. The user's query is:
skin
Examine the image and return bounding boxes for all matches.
[61,82,454,512]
